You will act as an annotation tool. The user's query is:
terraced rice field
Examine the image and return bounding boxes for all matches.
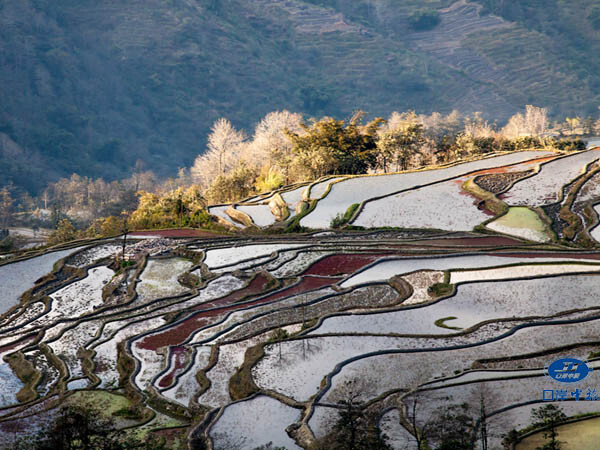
[353,178,492,230]
[236,204,276,228]
[0,246,86,314]
[502,149,600,206]
[301,151,555,229]
[5,149,600,448]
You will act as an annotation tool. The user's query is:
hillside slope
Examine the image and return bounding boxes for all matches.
[0,0,598,193]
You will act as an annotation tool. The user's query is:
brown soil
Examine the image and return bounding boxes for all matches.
[494,251,600,260]
[129,229,227,238]
[474,170,533,194]
[407,236,526,247]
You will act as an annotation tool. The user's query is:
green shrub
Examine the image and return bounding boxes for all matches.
[434,316,462,330]
[0,236,14,252]
[330,213,346,229]
[47,218,79,245]
[555,138,586,151]
[285,220,308,233]
[428,282,453,297]
[267,328,289,343]
[255,167,285,192]
[588,350,600,359]
[344,203,359,221]
[113,407,142,419]
[330,203,359,229]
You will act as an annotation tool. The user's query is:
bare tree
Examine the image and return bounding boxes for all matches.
[524,105,549,137]
[502,112,526,138]
[250,110,303,172]
[191,118,246,187]
[593,116,600,136]
[465,380,509,450]
[503,105,548,138]
[565,116,582,135]
[464,112,495,138]
[313,378,391,450]
[479,388,488,450]
[376,112,426,172]
[132,159,145,192]
[405,391,435,450]
[0,185,14,229]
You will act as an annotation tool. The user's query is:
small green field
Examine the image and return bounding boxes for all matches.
[65,391,148,427]
[517,416,600,450]
[486,207,552,242]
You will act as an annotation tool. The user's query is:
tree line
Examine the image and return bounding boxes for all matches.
[3,395,568,449]
[0,105,595,249]
[189,105,589,204]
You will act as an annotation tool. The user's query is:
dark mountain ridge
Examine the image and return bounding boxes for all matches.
[0,0,598,193]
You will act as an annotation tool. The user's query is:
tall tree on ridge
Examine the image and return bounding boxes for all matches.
[191,118,246,188]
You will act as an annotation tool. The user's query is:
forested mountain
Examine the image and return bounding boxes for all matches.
[1,0,599,193]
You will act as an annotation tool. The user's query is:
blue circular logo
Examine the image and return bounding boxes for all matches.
[547,358,592,383]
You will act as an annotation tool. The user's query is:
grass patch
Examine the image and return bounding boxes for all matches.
[64,390,148,424]
[496,207,548,230]
[40,343,68,395]
[128,411,188,443]
[195,345,220,402]
[588,350,600,359]
[146,392,189,421]
[115,342,144,406]
[266,328,289,343]
[487,207,552,242]
[463,178,508,216]
[344,225,366,231]
[229,342,265,401]
[284,199,317,233]
[428,282,453,297]
[113,406,145,420]
[78,348,101,387]
[301,318,318,331]
[5,351,42,403]
[434,316,462,330]
[330,203,360,229]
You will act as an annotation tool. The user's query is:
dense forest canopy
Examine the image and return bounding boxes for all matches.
[0,0,599,195]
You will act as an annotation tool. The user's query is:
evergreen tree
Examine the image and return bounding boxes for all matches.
[530,404,567,450]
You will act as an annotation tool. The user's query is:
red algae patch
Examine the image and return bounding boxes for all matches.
[302,254,387,276]
[191,273,273,312]
[138,276,341,351]
[157,346,191,388]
